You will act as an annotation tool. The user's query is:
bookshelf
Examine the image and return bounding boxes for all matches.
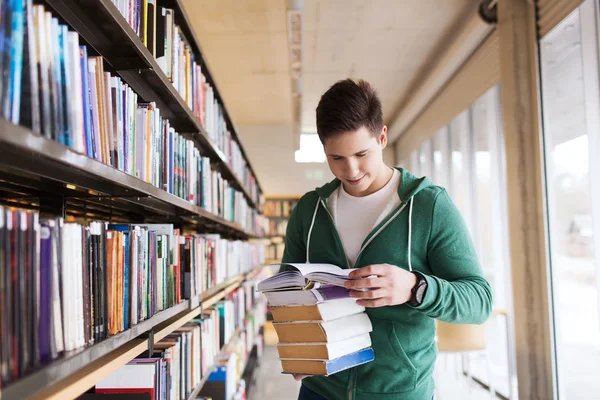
[0,0,268,398]
[0,120,257,238]
[264,196,301,261]
[42,0,263,211]
[1,266,267,400]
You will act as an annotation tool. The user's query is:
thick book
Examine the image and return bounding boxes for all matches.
[263,284,352,306]
[257,263,356,292]
[277,333,372,360]
[269,298,364,322]
[273,313,372,344]
[280,347,374,376]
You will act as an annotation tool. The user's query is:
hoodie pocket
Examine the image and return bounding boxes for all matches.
[355,317,417,394]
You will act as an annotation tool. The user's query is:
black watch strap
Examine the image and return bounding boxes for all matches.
[408,271,428,307]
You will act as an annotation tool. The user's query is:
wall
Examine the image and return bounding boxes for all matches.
[239,124,334,197]
[383,145,396,166]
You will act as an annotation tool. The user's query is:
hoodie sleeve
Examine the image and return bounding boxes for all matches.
[279,200,306,272]
[410,189,493,324]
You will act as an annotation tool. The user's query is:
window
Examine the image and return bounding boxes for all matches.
[540,1,600,397]
[432,127,451,190]
[294,133,326,163]
[413,85,515,398]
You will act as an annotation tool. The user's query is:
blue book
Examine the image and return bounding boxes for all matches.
[80,45,93,156]
[9,0,25,124]
[59,24,70,147]
[107,223,132,233]
[281,347,374,376]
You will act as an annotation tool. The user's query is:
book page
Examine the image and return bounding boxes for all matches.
[277,263,348,276]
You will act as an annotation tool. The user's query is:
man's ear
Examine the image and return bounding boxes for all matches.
[379,126,388,149]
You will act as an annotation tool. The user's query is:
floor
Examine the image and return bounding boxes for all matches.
[247,323,502,400]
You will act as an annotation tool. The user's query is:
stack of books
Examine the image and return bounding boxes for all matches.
[257,263,374,376]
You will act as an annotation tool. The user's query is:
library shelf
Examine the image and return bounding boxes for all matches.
[185,362,215,400]
[42,0,262,210]
[184,325,249,400]
[201,277,246,309]
[162,0,263,196]
[0,119,257,239]
[0,262,269,400]
[1,300,191,400]
[244,264,267,282]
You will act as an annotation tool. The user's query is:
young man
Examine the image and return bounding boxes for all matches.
[281,79,492,400]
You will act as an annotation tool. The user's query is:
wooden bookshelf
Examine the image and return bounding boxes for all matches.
[0,264,268,400]
[264,196,300,259]
[0,119,257,239]
[1,299,190,400]
[191,302,266,399]
[42,0,263,211]
[0,0,268,397]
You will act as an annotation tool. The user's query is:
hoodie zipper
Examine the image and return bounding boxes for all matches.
[348,369,356,400]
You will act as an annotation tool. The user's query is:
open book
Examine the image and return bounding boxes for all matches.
[258,263,355,292]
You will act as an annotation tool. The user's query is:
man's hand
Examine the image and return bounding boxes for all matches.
[345,264,417,307]
[293,374,312,381]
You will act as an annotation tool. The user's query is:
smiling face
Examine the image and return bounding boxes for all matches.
[323,125,391,197]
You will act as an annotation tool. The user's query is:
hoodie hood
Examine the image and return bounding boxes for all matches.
[314,167,434,203]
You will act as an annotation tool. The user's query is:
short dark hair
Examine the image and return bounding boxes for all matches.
[316,79,384,142]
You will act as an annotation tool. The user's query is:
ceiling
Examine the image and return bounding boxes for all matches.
[180,0,475,135]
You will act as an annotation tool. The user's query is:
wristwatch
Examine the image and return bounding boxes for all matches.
[408,271,428,307]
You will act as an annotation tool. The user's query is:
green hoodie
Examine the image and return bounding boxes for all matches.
[281,167,492,400]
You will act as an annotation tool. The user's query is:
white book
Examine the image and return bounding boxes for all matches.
[96,363,156,392]
[277,333,372,361]
[116,78,124,172]
[74,225,85,349]
[67,32,85,154]
[50,219,64,354]
[269,298,364,322]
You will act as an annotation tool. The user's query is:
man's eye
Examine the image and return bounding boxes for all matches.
[332,157,342,161]
[357,153,367,157]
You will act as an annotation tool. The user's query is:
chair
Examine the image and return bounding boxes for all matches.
[434,320,495,399]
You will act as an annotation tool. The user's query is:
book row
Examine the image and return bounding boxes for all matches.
[0,0,263,224]
[266,219,288,237]
[264,199,298,218]
[110,0,262,205]
[0,206,265,388]
[265,242,285,263]
[92,278,267,400]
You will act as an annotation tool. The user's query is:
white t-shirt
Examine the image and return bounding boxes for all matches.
[333,169,401,267]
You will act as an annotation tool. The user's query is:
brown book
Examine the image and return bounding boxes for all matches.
[270,298,364,323]
[277,333,371,360]
[273,313,372,344]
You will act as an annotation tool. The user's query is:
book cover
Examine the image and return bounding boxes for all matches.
[9,0,25,124]
[20,0,40,133]
[80,45,92,156]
